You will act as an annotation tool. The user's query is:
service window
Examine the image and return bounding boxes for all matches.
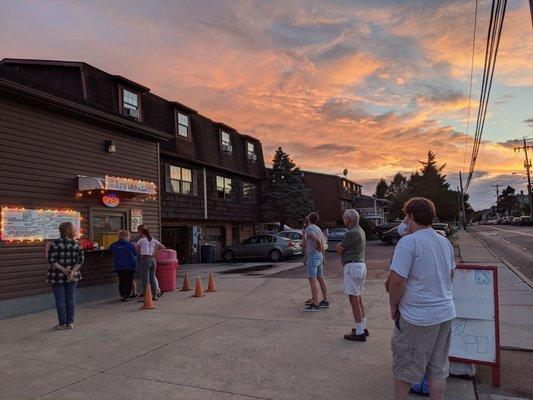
[92,211,126,249]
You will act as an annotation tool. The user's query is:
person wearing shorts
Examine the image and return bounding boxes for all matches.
[337,209,368,341]
[302,212,328,312]
[388,197,456,400]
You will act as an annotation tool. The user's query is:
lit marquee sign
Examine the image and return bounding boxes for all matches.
[1,207,81,242]
[105,176,157,195]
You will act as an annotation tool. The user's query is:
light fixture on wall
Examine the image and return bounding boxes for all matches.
[105,140,117,153]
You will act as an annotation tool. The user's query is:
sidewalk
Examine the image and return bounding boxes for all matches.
[0,266,474,399]
[457,230,533,400]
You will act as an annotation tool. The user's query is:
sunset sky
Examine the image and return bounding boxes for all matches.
[1,0,532,209]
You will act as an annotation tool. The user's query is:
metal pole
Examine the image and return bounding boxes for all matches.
[523,138,533,220]
[459,172,468,229]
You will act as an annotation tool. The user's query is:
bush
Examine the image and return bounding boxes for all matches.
[359,217,377,240]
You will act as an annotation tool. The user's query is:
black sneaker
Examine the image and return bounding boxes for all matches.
[409,388,430,397]
[344,332,366,342]
[120,297,130,302]
[352,328,370,337]
[319,300,330,308]
[303,304,320,312]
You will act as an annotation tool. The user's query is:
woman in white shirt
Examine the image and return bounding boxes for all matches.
[135,226,165,300]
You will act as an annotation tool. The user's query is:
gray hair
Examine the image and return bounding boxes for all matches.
[343,209,360,225]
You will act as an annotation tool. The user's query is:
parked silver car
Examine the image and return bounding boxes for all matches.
[222,234,299,262]
[327,227,348,241]
[277,229,304,256]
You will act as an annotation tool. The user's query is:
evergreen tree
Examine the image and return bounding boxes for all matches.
[498,186,516,216]
[374,178,389,198]
[408,151,460,222]
[261,147,314,227]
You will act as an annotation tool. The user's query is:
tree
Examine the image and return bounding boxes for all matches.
[498,186,516,216]
[261,147,314,227]
[386,173,410,221]
[374,178,389,199]
[407,151,462,222]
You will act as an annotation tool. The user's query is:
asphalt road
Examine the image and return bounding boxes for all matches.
[272,240,395,279]
[469,225,533,283]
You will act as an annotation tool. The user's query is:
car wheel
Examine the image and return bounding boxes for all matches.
[270,249,282,262]
[391,236,399,245]
[223,250,235,262]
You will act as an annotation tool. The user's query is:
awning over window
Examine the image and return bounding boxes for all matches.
[77,175,157,195]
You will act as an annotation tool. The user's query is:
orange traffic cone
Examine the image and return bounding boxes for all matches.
[192,277,205,297]
[207,272,217,292]
[181,272,192,291]
[140,283,156,310]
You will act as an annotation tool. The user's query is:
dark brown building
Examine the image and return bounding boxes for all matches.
[160,114,266,263]
[302,170,362,228]
[0,59,174,307]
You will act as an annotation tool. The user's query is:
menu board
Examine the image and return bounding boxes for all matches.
[1,208,81,241]
[130,209,143,232]
[450,266,498,364]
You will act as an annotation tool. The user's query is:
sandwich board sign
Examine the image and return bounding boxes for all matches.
[451,264,500,386]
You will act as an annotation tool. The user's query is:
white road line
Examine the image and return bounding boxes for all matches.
[483,226,533,238]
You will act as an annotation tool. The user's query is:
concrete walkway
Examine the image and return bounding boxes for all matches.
[0,271,474,399]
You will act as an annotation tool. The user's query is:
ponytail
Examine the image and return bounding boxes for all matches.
[141,227,153,241]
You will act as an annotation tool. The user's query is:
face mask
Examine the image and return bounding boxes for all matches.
[397,222,409,237]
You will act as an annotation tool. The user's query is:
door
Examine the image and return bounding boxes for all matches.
[162,226,190,264]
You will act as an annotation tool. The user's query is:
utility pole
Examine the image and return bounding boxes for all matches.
[459,172,468,229]
[514,138,533,220]
[491,184,503,218]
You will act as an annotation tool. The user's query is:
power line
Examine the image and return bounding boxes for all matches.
[463,0,479,170]
[465,0,508,191]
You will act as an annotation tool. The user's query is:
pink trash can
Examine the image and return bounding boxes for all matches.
[155,250,179,292]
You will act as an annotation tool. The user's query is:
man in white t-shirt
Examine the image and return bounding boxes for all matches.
[388,197,455,400]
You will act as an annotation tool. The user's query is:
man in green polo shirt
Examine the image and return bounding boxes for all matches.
[337,209,368,342]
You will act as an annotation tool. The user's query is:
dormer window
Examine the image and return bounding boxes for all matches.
[221,131,232,154]
[247,142,257,162]
[177,112,189,138]
[122,88,139,119]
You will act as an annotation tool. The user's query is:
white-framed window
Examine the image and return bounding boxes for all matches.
[243,182,256,203]
[246,142,257,162]
[216,176,232,199]
[169,165,192,195]
[221,131,232,154]
[122,89,139,118]
[177,112,189,138]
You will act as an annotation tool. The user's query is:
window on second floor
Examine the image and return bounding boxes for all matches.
[168,165,192,195]
[122,89,139,119]
[243,182,256,203]
[221,131,232,154]
[216,176,232,199]
[177,112,189,138]
[246,142,257,162]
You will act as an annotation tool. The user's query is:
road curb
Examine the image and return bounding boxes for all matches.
[469,231,533,289]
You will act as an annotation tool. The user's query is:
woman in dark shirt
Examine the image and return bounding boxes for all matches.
[109,230,138,302]
[47,221,84,330]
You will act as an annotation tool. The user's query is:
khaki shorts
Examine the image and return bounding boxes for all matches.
[343,262,366,296]
[391,315,452,384]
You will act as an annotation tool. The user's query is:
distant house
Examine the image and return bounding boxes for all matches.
[353,195,392,226]
[301,170,362,229]
[516,190,529,206]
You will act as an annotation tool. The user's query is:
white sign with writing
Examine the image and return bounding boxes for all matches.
[451,268,497,364]
[105,175,157,195]
[130,209,143,232]
[1,208,81,241]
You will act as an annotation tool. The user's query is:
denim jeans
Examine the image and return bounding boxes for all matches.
[51,281,77,325]
[140,256,157,298]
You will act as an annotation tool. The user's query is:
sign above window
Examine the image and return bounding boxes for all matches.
[104,176,157,195]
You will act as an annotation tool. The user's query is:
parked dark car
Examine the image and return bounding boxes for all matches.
[518,216,532,226]
[432,222,451,236]
[382,224,447,245]
[511,217,522,226]
[222,234,299,262]
[373,222,400,239]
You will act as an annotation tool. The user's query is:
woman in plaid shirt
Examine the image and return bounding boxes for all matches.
[47,222,84,330]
